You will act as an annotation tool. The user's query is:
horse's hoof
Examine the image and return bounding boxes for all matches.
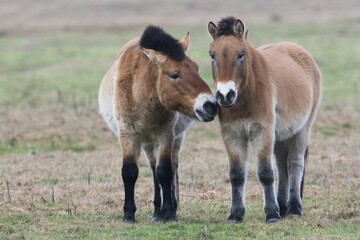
[123,217,136,224]
[280,209,287,218]
[151,216,163,224]
[287,206,302,216]
[162,216,177,223]
[266,212,281,224]
[228,219,243,224]
[279,205,288,218]
[123,212,136,223]
[228,214,244,224]
[266,218,280,224]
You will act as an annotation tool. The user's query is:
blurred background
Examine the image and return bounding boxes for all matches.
[1,0,360,33]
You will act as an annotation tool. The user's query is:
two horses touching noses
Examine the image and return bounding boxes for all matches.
[98,16,321,224]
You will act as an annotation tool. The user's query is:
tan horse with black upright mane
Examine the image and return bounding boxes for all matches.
[99,26,218,223]
[208,17,321,223]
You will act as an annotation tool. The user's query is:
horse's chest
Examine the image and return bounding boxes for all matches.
[225,121,263,142]
[121,111,190,144]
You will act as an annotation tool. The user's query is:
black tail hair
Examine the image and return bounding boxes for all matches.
[301,146,308,199]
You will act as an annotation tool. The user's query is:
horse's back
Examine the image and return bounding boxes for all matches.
[258,42,321,139]
[98,37,140,135]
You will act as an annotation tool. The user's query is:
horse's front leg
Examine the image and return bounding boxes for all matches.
[254,127,281,223]
[222,125,248,223]
[119,132,141,223]
[157,134,177,222]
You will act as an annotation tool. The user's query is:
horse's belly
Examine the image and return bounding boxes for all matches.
[275,112,310,141]
[99,81,118,135]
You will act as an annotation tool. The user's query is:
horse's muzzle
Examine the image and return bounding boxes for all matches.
[194,94,219,122]
[215,89,237,108]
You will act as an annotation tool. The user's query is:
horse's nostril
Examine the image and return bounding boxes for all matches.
[215,91,224,101]
[203,101,218,114]
[226,89,236,102]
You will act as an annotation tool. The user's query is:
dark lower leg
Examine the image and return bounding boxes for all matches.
[287,130,308,216]
[151,165,162,222]
[287,161,303,216]
[277,176,289,218]
[258,164,280,223]
[156,158,176,221]
[122,161,139,223]
[228,165,246,223]
[275,140,289,218]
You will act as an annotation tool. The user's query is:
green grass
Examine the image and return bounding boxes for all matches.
[1,195,359,240]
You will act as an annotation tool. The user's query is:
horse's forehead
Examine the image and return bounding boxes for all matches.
[173,57,197,70]
[211,36,244,52]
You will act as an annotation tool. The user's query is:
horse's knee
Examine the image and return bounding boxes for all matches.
[122,160,139,185]
[257,164,275,186]
[230,166,246,186]
[156,158,173,183]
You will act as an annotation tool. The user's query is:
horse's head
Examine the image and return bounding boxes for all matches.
[140,26,218,122]
[208,17,249,108]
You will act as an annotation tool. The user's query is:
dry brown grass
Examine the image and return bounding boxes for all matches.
[1,102,359,225]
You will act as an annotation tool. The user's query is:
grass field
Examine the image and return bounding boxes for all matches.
[0,20,360,239]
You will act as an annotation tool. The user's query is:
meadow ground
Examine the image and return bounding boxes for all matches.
[1,1,360,239]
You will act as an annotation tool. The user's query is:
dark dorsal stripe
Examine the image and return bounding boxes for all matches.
[140,25,185,61]
[217,16,237,36]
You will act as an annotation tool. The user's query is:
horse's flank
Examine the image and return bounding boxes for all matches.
[98,37,140,135]
[260,41,321,140]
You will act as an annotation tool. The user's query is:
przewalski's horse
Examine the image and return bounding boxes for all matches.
[98,26,218,223]
[207,17,321,223]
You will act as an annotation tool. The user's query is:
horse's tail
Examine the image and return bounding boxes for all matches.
[301,146,309,199]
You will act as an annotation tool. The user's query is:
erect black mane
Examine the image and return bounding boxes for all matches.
[217,16,237,36]
[139,25,185,61]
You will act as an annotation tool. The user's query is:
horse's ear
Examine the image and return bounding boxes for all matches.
[208,21,218,39]
[139,47,167,66]
[244,29,249,40]
[233,19,245,37]
[179,32,190,52]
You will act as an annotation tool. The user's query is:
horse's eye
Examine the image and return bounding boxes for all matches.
[209,51,215,60]
[169,73,180,81]
[237,51,245,61]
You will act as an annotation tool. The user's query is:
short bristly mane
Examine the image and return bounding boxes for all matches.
[217,16,237,36]
[139,25,185,61]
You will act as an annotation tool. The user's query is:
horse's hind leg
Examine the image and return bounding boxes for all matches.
[171,134,184,211]
[120,134,141,223]
[274,139,289,218]
[287,128,309,216]
[157,135,178,222]
[143,144,162,223]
